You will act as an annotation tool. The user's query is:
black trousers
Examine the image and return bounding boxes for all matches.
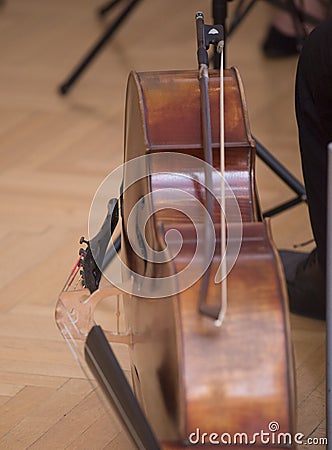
[295,17,332,270]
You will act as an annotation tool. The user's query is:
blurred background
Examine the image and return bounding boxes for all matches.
[0,0,325,448]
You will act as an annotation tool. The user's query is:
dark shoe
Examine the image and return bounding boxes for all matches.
[262,26,301,58]
[279,248,326,320]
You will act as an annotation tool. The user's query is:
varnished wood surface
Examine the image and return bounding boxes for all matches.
[134,69,258,221]
[122,68,295,445]
[0,0,325,449]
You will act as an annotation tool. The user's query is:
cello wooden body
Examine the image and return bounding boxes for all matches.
[121,68,296,448]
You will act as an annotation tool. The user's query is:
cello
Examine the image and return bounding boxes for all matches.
[55,13,295,449]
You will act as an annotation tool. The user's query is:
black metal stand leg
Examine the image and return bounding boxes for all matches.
[254,137,307,217]
[228,0,257,36]
[58,0,141,95]
[97,0,123,17]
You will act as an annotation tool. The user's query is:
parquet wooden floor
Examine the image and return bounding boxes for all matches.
[0,0,326,448]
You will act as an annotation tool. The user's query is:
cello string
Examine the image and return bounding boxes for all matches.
[215,43,227,327]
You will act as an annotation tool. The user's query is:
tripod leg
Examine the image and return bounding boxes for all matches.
[254,137,307,217]
[98,0,123,18]
[228,0,258,37]
[58,0,141,95]
[255,137,306,198]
